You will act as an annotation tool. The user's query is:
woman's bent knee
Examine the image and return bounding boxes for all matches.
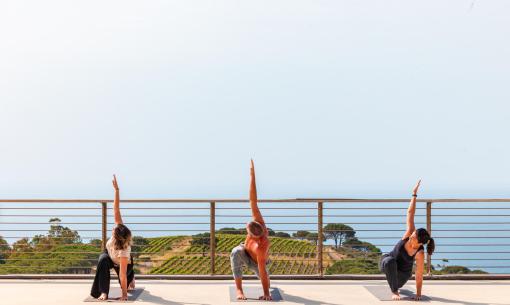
[380,256,396,271]
[98,253,111,267]
[230,246,244,257]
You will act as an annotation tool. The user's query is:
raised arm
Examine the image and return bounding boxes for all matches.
[249,160,265,225]
[403,179,421,239]
[112,175,123,225]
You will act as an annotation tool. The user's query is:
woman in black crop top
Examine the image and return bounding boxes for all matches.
[379,180,435,301]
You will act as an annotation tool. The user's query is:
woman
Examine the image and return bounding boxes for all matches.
[380,180,435,301]
[90,175,135,301]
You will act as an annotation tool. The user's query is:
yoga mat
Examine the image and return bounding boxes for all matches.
[229,286,283,302]
[84,288,144,302]
[364,286,430,302]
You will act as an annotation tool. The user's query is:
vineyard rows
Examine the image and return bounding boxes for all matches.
[147,234,318,275]
[186,234,317,257]
[150,256,318,275]
[143,236,185,254]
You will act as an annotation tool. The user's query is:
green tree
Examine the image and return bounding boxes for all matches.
[12,238,31,252]
[305,232,325,246]
[293,231,312,240]
[274,232,291,238]
[0,244,99,274]
[216,227,246,235]
[435,265,487,275]
[0,219,93,274]
[324,223,355,249]
[326,258,380,274]
[47,218,81,245]
[343,238,381,253]
[131,236,150,258]
[89,239,102,248]
[0,236,10,264]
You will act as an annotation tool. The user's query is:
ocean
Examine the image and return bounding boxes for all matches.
[1,200,509,274]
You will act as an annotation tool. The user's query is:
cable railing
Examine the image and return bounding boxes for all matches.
[1,198,510,279]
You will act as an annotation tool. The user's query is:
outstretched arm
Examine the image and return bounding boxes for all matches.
[118,257,129,301]
[112,175,123,225]
[249,160,265,225]
[257,256,272,301]
[403,179,421,239]
[414,251,425,300]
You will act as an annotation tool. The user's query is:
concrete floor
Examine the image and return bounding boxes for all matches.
[0,280,509,305]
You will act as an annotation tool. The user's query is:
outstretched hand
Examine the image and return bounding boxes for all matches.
[118,295,128,301]
[112,175,119,191]
[259,294,273,301]
[250,159,257,199]
[412,179,421,195]
[250,159,255,176]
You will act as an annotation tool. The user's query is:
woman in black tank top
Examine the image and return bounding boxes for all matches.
[379,180,435,301]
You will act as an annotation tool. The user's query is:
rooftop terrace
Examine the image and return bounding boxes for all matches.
[1,279,508,305]
[1,198,510,304]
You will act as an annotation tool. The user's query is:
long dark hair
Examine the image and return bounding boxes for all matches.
[416,228,435,256]
[112,224,132,250]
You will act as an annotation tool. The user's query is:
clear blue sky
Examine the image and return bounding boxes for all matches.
[1,1,509,199]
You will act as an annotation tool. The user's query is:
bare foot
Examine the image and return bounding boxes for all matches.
[128,278,136,291]
[98,293,108,301]
[236,289,247,300]
[392,292,401,301]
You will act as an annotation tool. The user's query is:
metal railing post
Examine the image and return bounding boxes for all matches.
[426,201,432,275]
[210,201,216,275]
[101,202,107,251]
[318,201,324,277]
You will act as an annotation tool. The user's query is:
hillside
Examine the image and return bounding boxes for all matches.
[0,220,488,275]
[147,234,320,275]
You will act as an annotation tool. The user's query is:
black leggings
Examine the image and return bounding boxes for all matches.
[380,255,411,293]
[90,251,135,298]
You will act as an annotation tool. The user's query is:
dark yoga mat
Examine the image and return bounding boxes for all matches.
[84,288,144,302]
[229,286,283,302]
[364,286,430,302]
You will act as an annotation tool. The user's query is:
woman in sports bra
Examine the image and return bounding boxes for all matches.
[380,180,435,301]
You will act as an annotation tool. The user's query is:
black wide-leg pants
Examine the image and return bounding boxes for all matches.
[380,255,411,293]
[90,251,134,298]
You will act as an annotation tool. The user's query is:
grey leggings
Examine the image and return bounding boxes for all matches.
[230,244,269,279]
[380,255,411,293]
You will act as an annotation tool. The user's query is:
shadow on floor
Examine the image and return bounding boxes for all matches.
[284,287,506,305]
[426,296,507,305]
[279,289,342,305]
[138,289,210,305]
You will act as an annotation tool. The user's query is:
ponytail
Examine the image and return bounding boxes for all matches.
[416,228,434,256]
[426,238,435,256]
